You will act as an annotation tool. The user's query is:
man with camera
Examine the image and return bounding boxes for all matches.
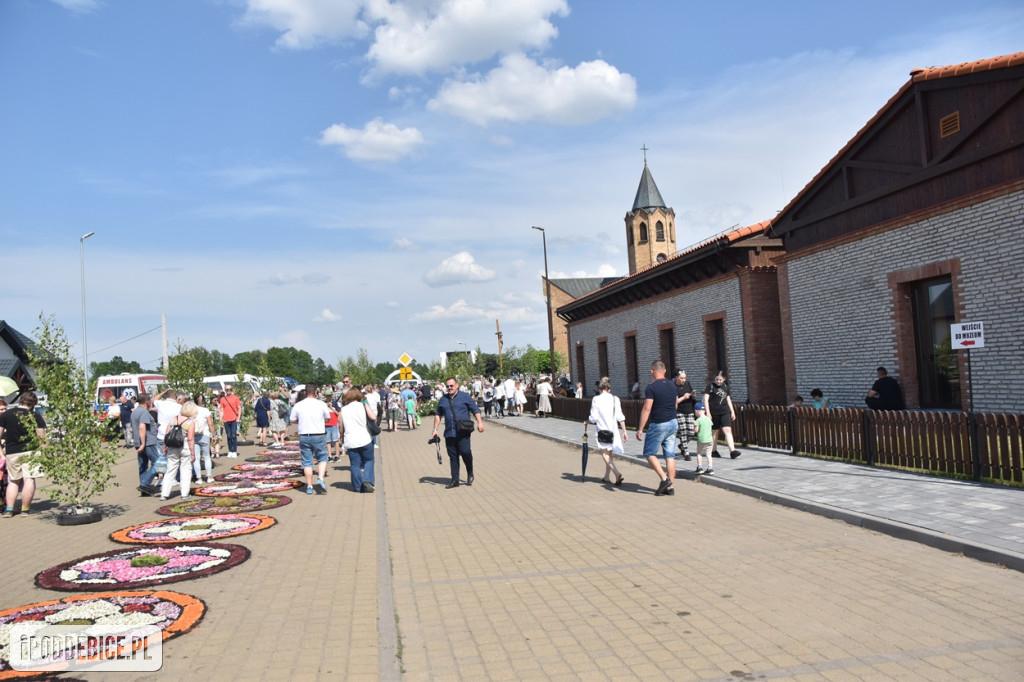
[431,377,484,489]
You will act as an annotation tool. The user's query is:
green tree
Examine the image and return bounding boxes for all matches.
[166,340,210,400]
[336,348,377,387]
[312,358,337,386]
[26,314,121,512]
[88,355,147,384]
[254,354,278,393]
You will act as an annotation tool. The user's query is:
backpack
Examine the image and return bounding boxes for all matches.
[276,401,288,418]
[165,420,186,448]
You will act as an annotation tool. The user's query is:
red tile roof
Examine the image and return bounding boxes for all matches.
[568,219,774,303]
[775,51,1024,227]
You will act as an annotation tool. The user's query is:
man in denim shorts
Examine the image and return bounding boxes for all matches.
[636,360,677,496]
[290,383,331,496]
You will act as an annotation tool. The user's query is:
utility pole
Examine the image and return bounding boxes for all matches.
[162,313,169,373]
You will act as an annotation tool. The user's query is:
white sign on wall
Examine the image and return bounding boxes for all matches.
[951,321,985,349]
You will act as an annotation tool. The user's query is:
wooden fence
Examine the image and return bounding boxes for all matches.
[541,396,1023,487]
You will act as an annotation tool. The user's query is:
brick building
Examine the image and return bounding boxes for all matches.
[774,52,1024,412]
[557,51,1023,412]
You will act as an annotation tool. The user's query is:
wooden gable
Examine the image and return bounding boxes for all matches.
[773,53,1024,251]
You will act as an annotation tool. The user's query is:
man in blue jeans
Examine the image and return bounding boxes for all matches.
[130,392,160,496]
[290,383,332,495]
[636,360,677,496]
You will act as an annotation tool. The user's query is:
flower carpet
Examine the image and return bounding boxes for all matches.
[35,543,249,591]
[0,590,205,679]
[192,479,303,496]
[156,494,292,516]
[110,514,276,544]
[214,469,300,482]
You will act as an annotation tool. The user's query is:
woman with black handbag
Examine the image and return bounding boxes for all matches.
[585,377,627,486]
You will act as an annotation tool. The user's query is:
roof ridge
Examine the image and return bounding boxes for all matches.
[910,51,1024,82]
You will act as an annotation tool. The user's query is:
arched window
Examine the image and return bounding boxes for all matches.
[627,225,634,243]
[656,253,667,263]
[656,221,665,241]
[639,222,648,243]
[669,222,674,242]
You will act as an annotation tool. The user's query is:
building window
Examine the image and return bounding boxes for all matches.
[658,325,676,376]
[656,221,665,241]
[911,276,960,409]
[656,253,667,263]
[575,343,586,398]
[597,338,609,380]
[627,225,633,244]
[624,332,639,395]
[704,315,727,381]
[638,223,648,243]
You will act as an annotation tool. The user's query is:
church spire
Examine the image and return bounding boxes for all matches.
[631,161,667,213]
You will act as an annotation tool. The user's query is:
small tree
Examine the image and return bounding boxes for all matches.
[26,314,121,512]
[166,340,209,399]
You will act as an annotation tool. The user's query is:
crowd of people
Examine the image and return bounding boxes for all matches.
[0,364,907,516]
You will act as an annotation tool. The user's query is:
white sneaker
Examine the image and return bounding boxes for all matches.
[207,477,215,483]
[228,452,237,458]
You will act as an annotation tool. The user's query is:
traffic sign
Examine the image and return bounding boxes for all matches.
[398,353,412,367]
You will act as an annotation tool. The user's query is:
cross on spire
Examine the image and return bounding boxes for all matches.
[641,144,649,165]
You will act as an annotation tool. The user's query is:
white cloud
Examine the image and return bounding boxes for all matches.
[393,237,419,251]
[366,0,568,76]
[411,298,533,323]
[550,263,619,278]
[51,0,102,12]
[423,251,495,287]
[209,163,307,188]
[385,301,399,308]
[313,308,342,322]
[259,272,331,286]
[319,118,425,162]
[428,53,636,125]
[240,0,367,49]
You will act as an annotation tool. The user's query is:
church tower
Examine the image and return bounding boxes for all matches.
[625,155,676,274]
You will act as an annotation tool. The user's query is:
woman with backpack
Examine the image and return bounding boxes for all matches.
[161,401,197,501]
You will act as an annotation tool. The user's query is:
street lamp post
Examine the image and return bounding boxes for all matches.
[531,226,556,379]
[80,231,95,383]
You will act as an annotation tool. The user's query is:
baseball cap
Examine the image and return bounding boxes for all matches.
[694,402,705,410]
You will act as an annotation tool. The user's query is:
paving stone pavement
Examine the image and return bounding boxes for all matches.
[1,421,1022,681]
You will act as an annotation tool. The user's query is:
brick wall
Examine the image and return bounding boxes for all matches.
[783,188,1024,412]
[567,276,748,400]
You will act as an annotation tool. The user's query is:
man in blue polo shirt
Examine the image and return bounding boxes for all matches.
[432,377,484,489]
[636,360,677,496]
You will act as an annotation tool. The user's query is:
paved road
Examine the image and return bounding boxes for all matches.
[1,421,1022,680]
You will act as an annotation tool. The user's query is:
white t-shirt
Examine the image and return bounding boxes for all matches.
[340,401,372,450]
[194,406,212,437]
[366,392,381,412]
[290,397,331,435]
[155,398,181,437]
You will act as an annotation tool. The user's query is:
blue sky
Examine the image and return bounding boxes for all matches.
[2,0,1022,372]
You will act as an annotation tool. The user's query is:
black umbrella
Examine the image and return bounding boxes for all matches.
[581,432,589,481]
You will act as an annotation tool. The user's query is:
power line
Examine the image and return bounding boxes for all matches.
[89,325,162,357]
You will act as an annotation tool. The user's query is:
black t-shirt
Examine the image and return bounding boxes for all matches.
[676,380,695,415]
[870,376,904,410]
[0,407,46,454]
[704,382,731,416]
[645,378,677,423]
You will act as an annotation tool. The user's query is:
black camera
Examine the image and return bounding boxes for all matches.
[427,435,441,445]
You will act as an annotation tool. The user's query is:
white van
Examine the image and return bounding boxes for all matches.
[203,374,261,395]
[95,373,167,405]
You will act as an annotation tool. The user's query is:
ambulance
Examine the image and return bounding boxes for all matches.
[94,373,167,406]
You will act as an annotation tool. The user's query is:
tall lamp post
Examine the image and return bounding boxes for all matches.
[531,226,556,378]
[80,231,95,383]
